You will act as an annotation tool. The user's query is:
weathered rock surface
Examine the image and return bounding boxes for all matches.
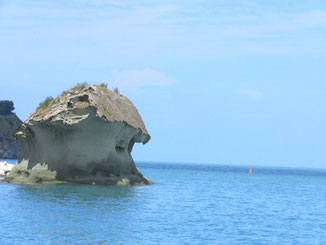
[0,101,22,159]
[0,139,20,159]
[4,83,153,185]
[0,161,14,177]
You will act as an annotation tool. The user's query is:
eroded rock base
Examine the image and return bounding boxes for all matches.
[3,160,154,185]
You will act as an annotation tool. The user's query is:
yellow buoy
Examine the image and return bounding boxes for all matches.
[249,166,252,174]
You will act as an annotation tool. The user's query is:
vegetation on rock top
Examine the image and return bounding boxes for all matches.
[0,100,22,159]
[0,100,15,115]
[38,97,54,110]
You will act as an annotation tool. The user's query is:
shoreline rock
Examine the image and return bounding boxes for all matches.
[5,83,153,185]
[0,161,14,177]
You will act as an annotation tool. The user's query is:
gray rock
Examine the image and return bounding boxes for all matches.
[0,140,20,159]
[5,83,153,185]
[0,160,14,177]
[0,107,22,159]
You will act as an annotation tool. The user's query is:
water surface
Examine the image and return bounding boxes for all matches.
[1,161,326,244]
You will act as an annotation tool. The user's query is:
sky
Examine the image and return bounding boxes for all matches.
[1,0,326,168]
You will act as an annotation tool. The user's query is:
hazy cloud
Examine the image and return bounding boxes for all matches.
[1,1,326,58]
[110,68,174,90]
[240,89,262,99]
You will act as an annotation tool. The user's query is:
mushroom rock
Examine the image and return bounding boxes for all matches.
[5,83,153,185]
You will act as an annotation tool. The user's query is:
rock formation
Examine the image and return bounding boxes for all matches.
[0,100,22,159]
[0,161,14,177]
[4,83,153,185]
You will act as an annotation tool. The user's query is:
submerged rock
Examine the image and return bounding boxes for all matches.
[4,83,153,185]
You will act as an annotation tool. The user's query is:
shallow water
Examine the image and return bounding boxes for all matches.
[1,161,326,244]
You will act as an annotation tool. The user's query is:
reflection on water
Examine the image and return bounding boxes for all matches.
[1,182,151,244]
[16,184,137,203]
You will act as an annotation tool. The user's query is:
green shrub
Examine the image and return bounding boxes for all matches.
[0,100,14,115]
[0,114,22,139]
[38,97,54,110]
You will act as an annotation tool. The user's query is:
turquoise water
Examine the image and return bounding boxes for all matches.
[1,161,326,244]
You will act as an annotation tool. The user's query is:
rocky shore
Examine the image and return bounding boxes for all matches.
[0,161,14,177]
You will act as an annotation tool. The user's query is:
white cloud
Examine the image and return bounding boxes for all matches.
[109,68,174,90]
[240,89,262,99]
[1,0,326,63]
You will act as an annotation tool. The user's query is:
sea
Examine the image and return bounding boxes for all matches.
[1,159,326,244]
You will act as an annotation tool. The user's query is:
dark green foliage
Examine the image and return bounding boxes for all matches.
[38,97,54,110]
[0,111,22,158]
[0,100,15,115]
[100,83,108,88]
[114,87,119,94]
[0,114,22,140]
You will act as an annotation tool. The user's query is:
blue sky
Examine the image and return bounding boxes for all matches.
[1,0,326,168]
